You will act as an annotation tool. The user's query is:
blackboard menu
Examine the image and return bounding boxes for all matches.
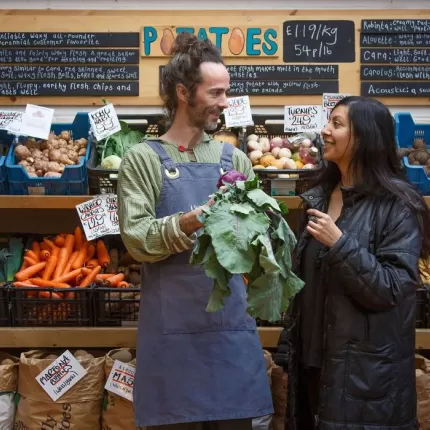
[283,20,355,63]
[0,32,140,97]
[360,19,430,97]
[159,65,338,96]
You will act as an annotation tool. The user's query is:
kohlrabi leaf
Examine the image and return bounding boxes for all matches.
[246,188,281,212]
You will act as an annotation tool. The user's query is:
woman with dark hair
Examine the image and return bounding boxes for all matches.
[275,96,430,429]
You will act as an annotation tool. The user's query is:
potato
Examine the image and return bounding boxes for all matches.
[73,350,89,358]
[1,358,15,365]
[45,354,58,360]
[111,349,133,363]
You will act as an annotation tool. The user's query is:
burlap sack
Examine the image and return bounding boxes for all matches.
[102,348,143,430]
[0,352,19,430]
[416,354,430,429]
[270,364,288,430]
[14,350,105,430]
[263,350,275,386]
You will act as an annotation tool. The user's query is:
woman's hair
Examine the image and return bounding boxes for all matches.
[317,95,430,258]
[161,32,224,120]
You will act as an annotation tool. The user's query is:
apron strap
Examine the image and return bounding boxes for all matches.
[146,140,177,172]
[220,143,234,173]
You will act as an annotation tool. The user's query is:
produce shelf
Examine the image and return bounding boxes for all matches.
[0,327,283,349]
[0,195,428,210]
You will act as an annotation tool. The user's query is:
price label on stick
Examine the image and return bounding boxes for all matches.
[36,350,87,402]
[105,360,135,402]
[88,103,121,141]
[284,105,323,133]
[322,93,350,124]
[224,96,253,128]
[20,104,54,140]
[76,194,120,241]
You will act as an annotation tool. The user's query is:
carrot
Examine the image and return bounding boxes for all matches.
[85,259,99,270]
[54,235,65,248]
[117,281,131,288]
[13,281,34,287]
[75,273,84,285]
[62,250,78,275]
[31,241,40,255]
[26,250,39,263]
[53,247,68,280]
[18,260,29,272]
[104,273,125,287]
[29,278,71,289]
[85,243,96,262]
[81,267,92,276]
[52,268,82,284]
[72,241,88,270]
[96,240,110,268]
[24,256,38,266]
[43,238,56,251]
[42,255,58,281]
[95,273,117,280]
[39,249,51,261]
[64,234,75,258]
[15,262,47,282]
[51,246,60,258]
[38,291,62,299]
[74,226,84,251]
[40,242,49,251]
[79,265,101,288]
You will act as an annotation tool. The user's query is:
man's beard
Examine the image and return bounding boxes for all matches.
[188,104,222,131]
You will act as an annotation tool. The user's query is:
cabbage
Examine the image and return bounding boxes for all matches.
[101,155,122,169]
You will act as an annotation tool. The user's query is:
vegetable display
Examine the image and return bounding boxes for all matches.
[190,171,304,322]
[397,137,430,177]
[14,132,88,178]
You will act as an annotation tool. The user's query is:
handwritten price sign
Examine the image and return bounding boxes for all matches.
[322,93,349,124]
[284,105,323,133]
[89,103,121,141]
[76,194,120,240]
[224,96,253,128]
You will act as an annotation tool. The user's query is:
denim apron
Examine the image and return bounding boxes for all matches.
[134,141,273,427]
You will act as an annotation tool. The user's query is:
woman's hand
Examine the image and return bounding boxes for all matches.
[306,209,343,248]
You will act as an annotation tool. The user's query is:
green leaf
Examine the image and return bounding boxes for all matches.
[236,176,259,191]
[246,188,281,212]
[230,202,255,215]
[278,200,290,215]
[205,201,269,274]
[189,234,213,266]
[252,234,281,275]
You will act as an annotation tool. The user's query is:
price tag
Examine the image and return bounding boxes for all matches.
[104,360,135,402]
[76,194,120,241]
[20,104,54,140]
[0,110,24,134]
[284,105,323,133]
[36,350,87,402]
[224,96,253,128]
[322,93,350,124]
[88,103,121,141]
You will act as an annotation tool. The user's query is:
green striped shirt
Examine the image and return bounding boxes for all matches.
[117,134,254,263]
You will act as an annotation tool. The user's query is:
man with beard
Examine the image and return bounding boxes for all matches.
[117,32,273,430]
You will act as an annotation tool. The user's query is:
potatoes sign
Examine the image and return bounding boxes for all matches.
[141,26,279,57]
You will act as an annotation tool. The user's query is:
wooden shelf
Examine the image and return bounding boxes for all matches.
[0,327,283,349]
[0,195,428,210]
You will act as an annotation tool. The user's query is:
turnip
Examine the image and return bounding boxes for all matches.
[278,174,290,179]
[249,150,263,165]
[300,138,313,149]
[265,165,279,178]
[299,147,318,165]
[278,148,292,159]
[259,137,270,153]
[247,134,259,142]
[278,157,289,167]
[271,147,281,158]
[303,163,315,169]
[284,159,297,170]
[270,136,283,150]
[247,139,262,152]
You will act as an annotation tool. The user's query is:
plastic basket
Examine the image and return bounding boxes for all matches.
[93,286,140,327]
[0,286,9,327]
[5,112,91,195]
[0,132,13,195]
[394,113,430,195]
[10,286,93,327]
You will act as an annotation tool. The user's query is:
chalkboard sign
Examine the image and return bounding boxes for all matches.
[361,48,430,64]
[283,20,355,63]
[361,20,430,34]
[0,32,139,48]
[360,33,430,47]
[0,65,139,81]
[227,64,338,80]
[228,80,338,96]
[0,49,140,65]
[361,65,430,80]
[0,81,139,96]
[361,82,430,97]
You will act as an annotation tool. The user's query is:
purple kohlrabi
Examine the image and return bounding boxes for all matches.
[217,170,247,189]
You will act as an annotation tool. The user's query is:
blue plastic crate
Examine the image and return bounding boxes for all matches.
[395,112,430,195]
[5,113,91,195]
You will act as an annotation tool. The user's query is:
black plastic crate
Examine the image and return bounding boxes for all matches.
[10,287,93,327]
[0,287,9,327]
[93,286,140,327]
[416,287,430,328]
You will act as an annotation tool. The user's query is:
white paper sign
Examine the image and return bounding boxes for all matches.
[20,104,54,139]
[224,96,253,128]
[322,93,350,124]
[36,350,87,402]
[284,105,323,133]
[104,360,135,402]
[76,194,120,241]
[0,111,24,134]
[89,103,121,141]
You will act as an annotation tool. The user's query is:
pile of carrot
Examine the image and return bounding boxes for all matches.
[12,226,132,295]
